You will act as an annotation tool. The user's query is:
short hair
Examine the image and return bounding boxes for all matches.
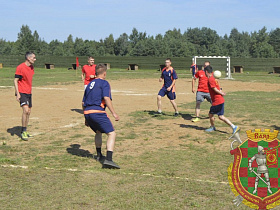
[204,65,213,73]
[25,52,34,60]
[166,58,172,62]
[96,63,107,76]
[204,61,211,65]
[88,56,94,60]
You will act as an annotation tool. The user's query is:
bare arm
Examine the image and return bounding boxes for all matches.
[212,87,225,96]
[14,78,20,102]
[167,79,176,91]
[192,78,196,93]
[104,97,119,121]
[81,73,85,81]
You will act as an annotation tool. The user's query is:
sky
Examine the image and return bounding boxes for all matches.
[0,0,280,43]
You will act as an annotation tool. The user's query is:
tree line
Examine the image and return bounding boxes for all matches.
[0,25,280,58]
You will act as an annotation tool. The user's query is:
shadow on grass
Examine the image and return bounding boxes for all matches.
[178,124,228,134]
[71,109,83,114]
[66,144,93,158]
[7,126,21,137]
[272,125,280,131]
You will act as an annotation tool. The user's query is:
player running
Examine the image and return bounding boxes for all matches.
[190,62,197,78]
[204,65,239,134]
[191,61,212,122]
[157,58,179,116]
[14,52,36,141]
[83,63,120,169]
[81,56,96,90]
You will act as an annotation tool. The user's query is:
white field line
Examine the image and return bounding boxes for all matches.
[0,85,191,96]
[0,164,228,185]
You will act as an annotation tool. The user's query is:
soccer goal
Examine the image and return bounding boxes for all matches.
[192,56,232,79]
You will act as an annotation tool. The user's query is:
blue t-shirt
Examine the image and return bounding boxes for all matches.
[83,78,111,111]
[161,67,178,88]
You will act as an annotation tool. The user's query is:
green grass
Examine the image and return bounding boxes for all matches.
[0,67,280,209]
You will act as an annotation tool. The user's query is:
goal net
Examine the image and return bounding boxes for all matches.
[193,56,232,79]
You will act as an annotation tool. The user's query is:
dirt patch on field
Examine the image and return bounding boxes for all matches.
[1,78,279,155]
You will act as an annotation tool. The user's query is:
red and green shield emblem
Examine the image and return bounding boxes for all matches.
[228,129,280,209]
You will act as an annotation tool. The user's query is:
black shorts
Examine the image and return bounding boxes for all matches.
[19,93,32,108]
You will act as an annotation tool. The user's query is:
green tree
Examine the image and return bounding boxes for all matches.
[269,28,280,56]
[103,34,115,55]
[114,33,130,56]
[17,25,34,54]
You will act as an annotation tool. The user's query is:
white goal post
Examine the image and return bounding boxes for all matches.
[192,56,232,79]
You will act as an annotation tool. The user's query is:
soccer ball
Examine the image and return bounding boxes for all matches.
[214,70,222,79]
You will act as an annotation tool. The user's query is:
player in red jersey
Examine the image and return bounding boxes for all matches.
[191,61,212,122]
[82,56,96,90]
[204,65,239,134]
[14,52,36,141]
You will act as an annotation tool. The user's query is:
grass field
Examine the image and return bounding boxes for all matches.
[0,66,280,209]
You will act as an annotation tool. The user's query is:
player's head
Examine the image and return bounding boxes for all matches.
[165,58,172,67]
[204,61,210,67]
[96,63,107,78]
[204,65,213,78]
[88,56,95,66]
[25,52,36,65]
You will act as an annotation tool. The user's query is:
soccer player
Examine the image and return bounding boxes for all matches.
[157,58,179,116]
[191,61,212,122]
[190,62,197,78]
[14,52,36,141]
[204,65,239,134]
[81,56,96,90]
[83,63,120,169]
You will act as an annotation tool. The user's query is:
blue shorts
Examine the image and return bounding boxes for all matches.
[209,103,224,116]
[158,87,176,100]
[84,113,114,133]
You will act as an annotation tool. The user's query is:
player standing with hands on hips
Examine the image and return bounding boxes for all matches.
[204,65,240,135]
[83,63,120,169]
[81,56,96,90]
[14,52,36,141]
[157,58,179,116]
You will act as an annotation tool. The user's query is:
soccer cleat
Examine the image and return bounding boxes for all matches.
[26,132,33,137]
[96,155,106,164]
[192,117,200,122]
[102,159,120,169]
[232,126,240,135]
[156,111,162,115]
[174,112,179,117]
[205,126,216,132]
[21,131,29,141]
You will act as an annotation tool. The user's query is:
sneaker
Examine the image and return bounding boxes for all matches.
[96,155,106,164]
[232,126,240,135]
[157,111,162,115]
[174,112,179,117]
[192,117,200,122]
[26,132,33,137]
[102,159,120,169]
[205,126,216,132]
[21,131,29,141]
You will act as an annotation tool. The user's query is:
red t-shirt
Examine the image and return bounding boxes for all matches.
[208,76,225,106]
[15,63,34,94]
[82,64,96,85]
[194,70,209,93]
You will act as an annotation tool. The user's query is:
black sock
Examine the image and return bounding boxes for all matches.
[96,148,102,157]
[106,151,113,161]
[22,127,27,132]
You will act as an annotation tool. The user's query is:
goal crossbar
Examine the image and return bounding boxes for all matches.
[192,56,232,79]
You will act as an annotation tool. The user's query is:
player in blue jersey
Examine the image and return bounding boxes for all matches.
[157,58,179,116]
[83,63,120,169]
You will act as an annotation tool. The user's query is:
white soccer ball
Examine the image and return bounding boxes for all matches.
[214,70,222,79]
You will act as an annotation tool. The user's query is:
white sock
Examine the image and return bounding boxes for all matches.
[158,110,162,113]
[231,124,235,129]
